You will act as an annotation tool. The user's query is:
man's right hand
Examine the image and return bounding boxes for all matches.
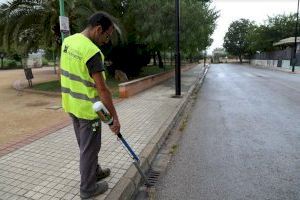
[109,118,120,134]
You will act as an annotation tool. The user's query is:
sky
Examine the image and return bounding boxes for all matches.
[207,0,297,54]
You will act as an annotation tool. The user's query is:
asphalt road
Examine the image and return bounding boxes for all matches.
[156,64,300,200]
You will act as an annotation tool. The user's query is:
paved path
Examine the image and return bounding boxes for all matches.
[0,64,205,200]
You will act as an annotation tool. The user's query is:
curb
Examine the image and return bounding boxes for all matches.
[119,64,197,98]
[105,65,209,200]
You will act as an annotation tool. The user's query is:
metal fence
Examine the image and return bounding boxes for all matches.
[252,48,293,60]
[251,48,300,66]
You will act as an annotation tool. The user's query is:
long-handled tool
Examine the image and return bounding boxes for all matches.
[116,133,150,186]
[93,101,150,186]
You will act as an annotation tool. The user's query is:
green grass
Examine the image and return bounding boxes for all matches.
[105,77,121,98]
[32,80,61,92]
[30,65,173,98]
[32,78,121,98]
[138,65,173,78]
[169,144,178,155]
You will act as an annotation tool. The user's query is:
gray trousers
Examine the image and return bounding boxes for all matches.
[70,114,102,193]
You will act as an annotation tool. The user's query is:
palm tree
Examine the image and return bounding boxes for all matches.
[0,0,77,57]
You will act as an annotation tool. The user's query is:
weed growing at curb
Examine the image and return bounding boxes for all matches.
[169,144,178,155]
[179,116,188,132]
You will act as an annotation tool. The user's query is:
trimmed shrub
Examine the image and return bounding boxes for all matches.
[7,60,17,68]
[42,58,48,66]
[105,43,151,78]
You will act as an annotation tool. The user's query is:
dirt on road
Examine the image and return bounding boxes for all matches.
[0,67,70,147]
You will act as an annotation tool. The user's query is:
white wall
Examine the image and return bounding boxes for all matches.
[250,59,298,71]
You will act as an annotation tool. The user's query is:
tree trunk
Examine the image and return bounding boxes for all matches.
[171,51,173,67]
[157,51,164,68]
[53,49,57,74]
[239,55,243,63]
[153,53,157,66]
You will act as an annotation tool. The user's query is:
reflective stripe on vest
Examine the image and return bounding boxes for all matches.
[61,87,99,103]
[60,68,96,88]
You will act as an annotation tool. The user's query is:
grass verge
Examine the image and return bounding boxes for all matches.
[32,78,121,98]
[32,80,61,92]
[31,65,174,99]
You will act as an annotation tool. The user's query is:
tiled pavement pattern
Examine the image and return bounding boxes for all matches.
[0,64,204,200]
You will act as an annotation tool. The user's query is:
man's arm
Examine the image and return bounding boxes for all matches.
[86,52,120,133]
[92,72,120,134]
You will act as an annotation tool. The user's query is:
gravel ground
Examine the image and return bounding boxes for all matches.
[0,67,69,146]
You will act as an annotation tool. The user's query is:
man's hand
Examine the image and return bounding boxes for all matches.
[92,71,121,134]
[109,118,120,134]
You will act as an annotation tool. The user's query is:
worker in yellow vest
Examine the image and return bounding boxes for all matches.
[60,12,120,199]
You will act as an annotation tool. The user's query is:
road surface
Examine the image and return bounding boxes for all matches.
[156,64,300,200]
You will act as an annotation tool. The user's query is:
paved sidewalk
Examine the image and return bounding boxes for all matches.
[0,64,207,200]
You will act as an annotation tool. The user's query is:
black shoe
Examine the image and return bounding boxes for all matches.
[97,168,111,181]
[80,181,108,199]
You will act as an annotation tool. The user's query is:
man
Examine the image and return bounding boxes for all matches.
[60,12,121,199]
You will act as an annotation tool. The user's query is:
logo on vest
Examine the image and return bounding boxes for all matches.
[63,45,83,61]
[63,45,69,53]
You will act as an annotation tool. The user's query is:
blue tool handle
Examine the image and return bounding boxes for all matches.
[117,133,140,162]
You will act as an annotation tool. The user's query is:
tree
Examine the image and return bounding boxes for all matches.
[124,0,218,65]
[0,0,77,57]
[124,0,174,68]
[246,14,296,53]
[180,0,218,62]
[246,25,272,54]
[0,0,218,76]
[223,19,254,63]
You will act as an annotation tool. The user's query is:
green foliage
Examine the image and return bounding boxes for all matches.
[247,14,296,53]
[180,0,218,59]
[1,59,22,69]
[7,60,17,68]
[224,13,296,59]
[128,0,218,56]
[106,43,151,77]
[42,58,48,66]
[104,76,121,99]
[0,0,77,55]
[223,19,255,62]
[0,0,218,76]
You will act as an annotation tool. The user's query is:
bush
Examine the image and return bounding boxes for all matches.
[7,60,17,68]
[105,43,151,78]
[0,59,22,69]
[42,58,48,66]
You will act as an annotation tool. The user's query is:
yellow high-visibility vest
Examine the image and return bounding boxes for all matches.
[60,33,106,120]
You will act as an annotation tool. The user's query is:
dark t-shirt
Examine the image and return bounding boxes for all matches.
[86,52,105,77]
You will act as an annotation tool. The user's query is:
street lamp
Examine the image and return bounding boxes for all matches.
[292,0,300,72]
[175,0,181,96]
